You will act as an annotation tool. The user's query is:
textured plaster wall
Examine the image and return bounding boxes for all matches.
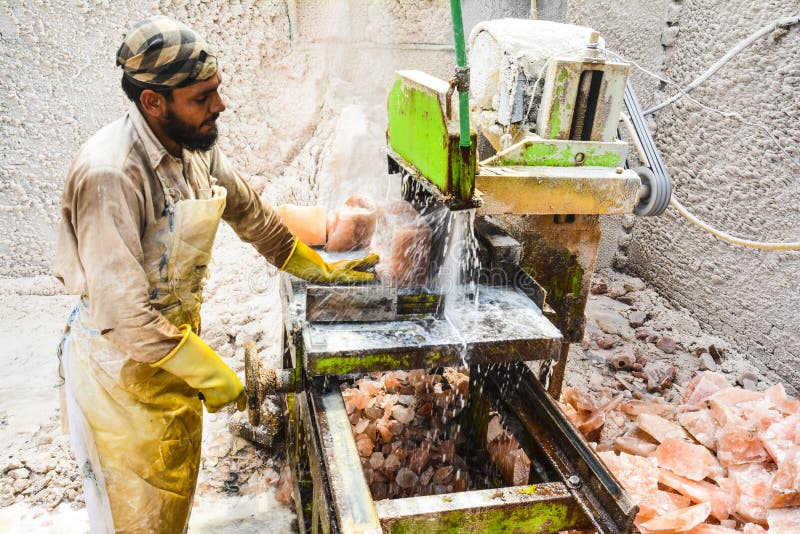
[568,0,800,387]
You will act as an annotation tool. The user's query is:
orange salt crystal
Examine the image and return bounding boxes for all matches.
[597,450,658,504]
[638,489,691,521]
[637,413,691,443]
[770,448,800,508]
[682,371,732,406]
[759,413,800,464]
[728,462,777,526]
[707,388,764,427]
[614,436,658,457]
[678,409,721,451]
[656,438,718,481]
[765,383,800,415]
[657,468,734,521]
[767,506,800,533]
[639,502,711,532]
[716,424,769,466]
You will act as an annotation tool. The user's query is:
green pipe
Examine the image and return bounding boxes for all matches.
[449,0,471,148]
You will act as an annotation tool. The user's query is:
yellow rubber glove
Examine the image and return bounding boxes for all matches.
[281,239,378,284]
[152,324,247,413]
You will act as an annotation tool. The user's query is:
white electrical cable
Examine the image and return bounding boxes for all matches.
[669,195,800,250]
[644,15,800,115]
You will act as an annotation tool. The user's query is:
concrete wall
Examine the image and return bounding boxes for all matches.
[568,0,800,388]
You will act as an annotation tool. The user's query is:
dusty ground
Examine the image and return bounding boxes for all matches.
[0,254,792,532]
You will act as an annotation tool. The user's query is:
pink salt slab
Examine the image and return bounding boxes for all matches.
[682,371,732,406]
[716,423,770,466]
[771,448,800,508]
[767,506,800,533]
[326,194,377,252]
[678,409,721,451]
[620,400,676,417]
[638,489,691,522]
[275,204,328,246]
[708,388,765,427]
[759,413,800,464]
[765,383,800,415]
[657,469,734,522]
[597,450,658,504]
[637,413,691,443]
[639,502,711,532]
[656,438,718,481]
[728,462,778,526]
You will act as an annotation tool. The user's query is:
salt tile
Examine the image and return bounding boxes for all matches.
[716,424,769,466]
[657,469,734,521]
[678,409,722,451]
[728,462,777,525]
[637,413,691,443]
[597,450,658,504]
[639,502,711,532]
[767,506,800,533]
[765,383,800,415]
[770,448,800,508]
[656,438,717,481]
[682,371,732,405]
[613,436,657,457]
[759,413,800,464]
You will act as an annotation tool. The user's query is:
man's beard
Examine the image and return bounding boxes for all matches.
[163,109,220,152]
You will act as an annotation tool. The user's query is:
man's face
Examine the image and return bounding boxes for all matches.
[161,73,226,152]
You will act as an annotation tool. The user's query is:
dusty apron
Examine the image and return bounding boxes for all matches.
[62,162,227,534]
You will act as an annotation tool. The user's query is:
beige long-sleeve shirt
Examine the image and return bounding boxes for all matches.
[53,103,296,363]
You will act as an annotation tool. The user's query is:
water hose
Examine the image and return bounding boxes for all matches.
[449,0,471,147]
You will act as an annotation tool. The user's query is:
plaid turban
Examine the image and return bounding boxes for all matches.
[116,16,217,89]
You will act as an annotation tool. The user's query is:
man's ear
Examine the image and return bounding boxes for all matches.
[139,90,167,119]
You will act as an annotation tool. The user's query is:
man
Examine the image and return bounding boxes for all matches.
[53,16,375,533]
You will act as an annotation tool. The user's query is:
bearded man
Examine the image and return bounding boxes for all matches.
[53,16,375,533]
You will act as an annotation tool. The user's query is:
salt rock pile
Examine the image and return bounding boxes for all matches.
[561,371,800,533]
[370,201,432,288]
[341,369,470,500]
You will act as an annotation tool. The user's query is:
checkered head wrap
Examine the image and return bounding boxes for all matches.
[116,16,217,89]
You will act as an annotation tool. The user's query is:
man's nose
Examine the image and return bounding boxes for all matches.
[211,93,226,114]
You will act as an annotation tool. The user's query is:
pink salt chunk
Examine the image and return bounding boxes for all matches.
[638,490,691,522]
[767,506,800,533]
[707,388,765,427]
[597,450,658,504]
[275,204,328,246]
[637,413,691,443]
[678,409,721,451]
[562,388,599,412]
[716,423,769,466]
[371,201,432,288]
[658,469,734,522]
[656,438,717,481]
[741,524,768,534]
[771,448,800,508]
[682,371,732,406]
[325,194,377,252]
[728,462,777,526]
[765,383,800,415]
[759,413,800,464]
[620,400,676,417]
[614,436,658,457]
[640,502,711,532]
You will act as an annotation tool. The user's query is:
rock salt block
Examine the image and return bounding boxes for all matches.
[637,413,691,443]
[371,201,432,288]
[728,462,777,525]
[678,409,721,451]
[325,194,377,252]
[657,468,734,521]
[759,413,800,464]
[770,448,800,508]
[562,388,598,412]
[638,489,691,521]
[577,395,624,436]
[355,434,374,458]
[767,506,800,533]
[639,502,711,533]
[392,405,415,425]
[274,204,328,246]
[656,438,718,481]
[716,423,770,466]
[765,383,800,415]
[681,371,732,406]
[597,450,658,503]
[707,388,764,427]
